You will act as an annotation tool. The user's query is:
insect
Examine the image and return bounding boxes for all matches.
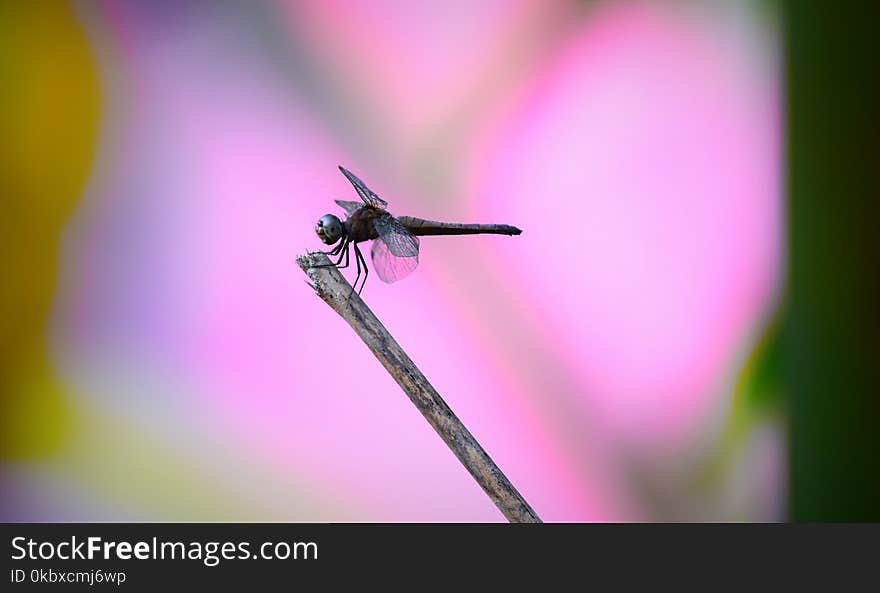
[315,166,522,297]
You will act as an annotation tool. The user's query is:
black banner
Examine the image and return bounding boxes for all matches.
[1,523,876,588]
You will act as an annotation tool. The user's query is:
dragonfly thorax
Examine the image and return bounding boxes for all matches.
[315,213,344,245]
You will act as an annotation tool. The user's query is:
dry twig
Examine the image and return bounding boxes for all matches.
[296,251,541,523]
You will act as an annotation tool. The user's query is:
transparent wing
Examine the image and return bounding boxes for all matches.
[370,213,420,283]
[339,165,388,208]
[334,200,362,217]
[371,236,419,283]
[373,213,419,257]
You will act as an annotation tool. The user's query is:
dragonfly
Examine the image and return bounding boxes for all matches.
[315,166,522,297]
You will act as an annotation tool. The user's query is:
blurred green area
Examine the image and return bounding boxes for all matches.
[708,0,880,522]
[0,2,100,459]
[785,1,880,520]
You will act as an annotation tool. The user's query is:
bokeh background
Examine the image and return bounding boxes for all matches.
[4,0,860,522]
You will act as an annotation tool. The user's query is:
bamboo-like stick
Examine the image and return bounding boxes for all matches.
[296,251,541,523]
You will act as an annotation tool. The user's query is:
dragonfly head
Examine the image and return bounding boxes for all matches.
[315,214,344,245]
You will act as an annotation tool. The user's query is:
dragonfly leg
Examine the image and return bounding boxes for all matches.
[313,238,350,269]
[335,240,351,270]
[348,243,362,301]
[353,242,368,296]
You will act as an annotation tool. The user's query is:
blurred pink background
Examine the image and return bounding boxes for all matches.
[2,0,781,521]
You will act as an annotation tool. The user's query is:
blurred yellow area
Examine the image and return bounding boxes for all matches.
[0,2,100,459]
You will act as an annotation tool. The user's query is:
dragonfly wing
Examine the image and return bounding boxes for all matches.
[339,166,388,208]
[371,237,419,283]
[373,213,419,257]
[334,200,363,217]
[370,214,420,283]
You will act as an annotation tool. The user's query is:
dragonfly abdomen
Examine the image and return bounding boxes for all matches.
[398,216,522,237]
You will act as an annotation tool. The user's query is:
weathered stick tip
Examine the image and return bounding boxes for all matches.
[296,251,346,305]
[296,250,329,271]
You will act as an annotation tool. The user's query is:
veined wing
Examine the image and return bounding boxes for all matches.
[374,213,419,257]
[339,165,388,208]
[371,239,419,283]
[371,213,419,283]
[334,200,362,217]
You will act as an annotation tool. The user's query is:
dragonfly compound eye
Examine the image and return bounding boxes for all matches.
[315,214,343,245]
